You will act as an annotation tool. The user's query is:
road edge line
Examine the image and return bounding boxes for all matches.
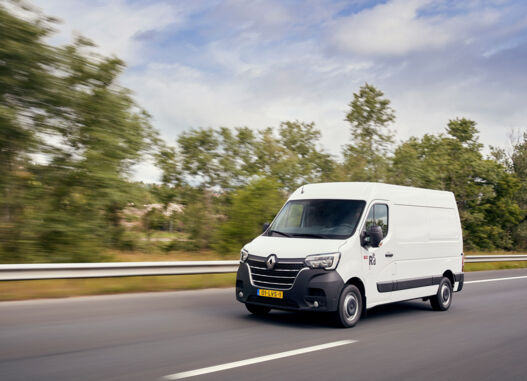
[465,275,527,284]
[162,339,356,380]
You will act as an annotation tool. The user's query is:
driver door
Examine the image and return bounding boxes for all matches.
[361,201,396,305]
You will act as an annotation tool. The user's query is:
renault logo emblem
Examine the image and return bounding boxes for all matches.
[266,254,277,270]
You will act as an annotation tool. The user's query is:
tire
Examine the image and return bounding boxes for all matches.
[335,285,363,328]
[430,277,453,311]
[245,303,271,315]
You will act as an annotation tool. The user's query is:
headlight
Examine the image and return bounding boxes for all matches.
[240,248,249,263]
[305,252,340,270]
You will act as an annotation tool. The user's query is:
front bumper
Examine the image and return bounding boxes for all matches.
[235,262,344,312]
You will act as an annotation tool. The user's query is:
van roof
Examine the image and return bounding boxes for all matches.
[289,182,456,209]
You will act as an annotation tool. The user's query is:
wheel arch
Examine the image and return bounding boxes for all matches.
[345,276,367,314]
[442,269,455,286]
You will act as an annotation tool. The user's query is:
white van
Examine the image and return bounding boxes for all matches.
[235,182,464,327]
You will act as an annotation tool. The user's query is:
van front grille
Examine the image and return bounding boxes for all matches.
[247,255,306,290]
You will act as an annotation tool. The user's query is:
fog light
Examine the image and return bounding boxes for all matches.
[238,291,243,298]
[314,301,319,308]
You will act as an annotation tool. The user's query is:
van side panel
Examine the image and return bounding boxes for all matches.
[389,203,463,302]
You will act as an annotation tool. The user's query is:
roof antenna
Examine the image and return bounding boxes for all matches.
[301,186,304,194]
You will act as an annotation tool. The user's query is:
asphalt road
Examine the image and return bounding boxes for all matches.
[1,269,527,381]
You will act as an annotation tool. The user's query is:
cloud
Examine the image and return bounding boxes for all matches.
[327,0,501,56]
[123,38,375,156]
[30,0,527,183]
[210,0,292,32]
[33,0,182,64]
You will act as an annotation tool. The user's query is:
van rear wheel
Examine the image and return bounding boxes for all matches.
[335,285,362,328]
[245,303,271,315]
[430,277,452,311]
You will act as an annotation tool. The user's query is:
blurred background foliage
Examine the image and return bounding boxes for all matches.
[1,1,526,263]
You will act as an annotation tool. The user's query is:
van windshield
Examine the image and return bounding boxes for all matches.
[266,199,366,239]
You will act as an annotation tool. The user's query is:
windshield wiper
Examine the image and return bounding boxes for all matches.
[290,233,327,239]
[269,230,292,237]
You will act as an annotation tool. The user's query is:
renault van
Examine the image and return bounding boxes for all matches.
[235,182,464,327]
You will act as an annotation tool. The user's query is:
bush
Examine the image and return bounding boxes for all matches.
[213,178,285,255]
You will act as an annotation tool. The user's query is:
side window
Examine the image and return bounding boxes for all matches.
[364,203,389,238]
[374,204,389,238]
[364,207,375,231]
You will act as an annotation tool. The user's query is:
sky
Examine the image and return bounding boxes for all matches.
[32,0,527,182]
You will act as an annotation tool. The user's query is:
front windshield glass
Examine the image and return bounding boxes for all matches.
[267,199,366,239]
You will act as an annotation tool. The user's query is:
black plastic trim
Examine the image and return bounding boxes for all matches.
[377,276,442,293]
[455,272,464,292]
[378,273,465,293]
[236,262,345,312]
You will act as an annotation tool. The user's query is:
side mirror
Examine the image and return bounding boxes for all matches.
[262,222,270,233]
[367,225,383,248]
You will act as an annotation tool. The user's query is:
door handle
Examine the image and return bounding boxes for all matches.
[385,253,394,257]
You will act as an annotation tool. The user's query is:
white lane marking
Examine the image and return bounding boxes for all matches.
[162,340,356,380]
[465,275,527,284]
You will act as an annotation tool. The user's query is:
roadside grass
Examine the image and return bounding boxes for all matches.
[465,250,527,255]
[108,249,238,262]
[0,250,238,301]
[1,250,526,301]
[464,251,527,272]
[464,262,527,271]
[0,274,236,302]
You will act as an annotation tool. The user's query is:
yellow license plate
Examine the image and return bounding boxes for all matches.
[258,289,283,299]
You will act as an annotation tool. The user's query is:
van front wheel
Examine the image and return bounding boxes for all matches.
[335,285,362,328]
[430,277,452,311]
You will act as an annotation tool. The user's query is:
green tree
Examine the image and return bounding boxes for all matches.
[0,2,158,262]
[391,118,522,250]
[175,122,335,192]
[342,83,395,181]
[33,38,157,261]
[508,132,527,249]
[177,128,220,189]
[278,121,336,185]
[153,146,182,208]
[0,2,63,262]
[178,189,218,250]
[254,122,335,191]
[216,126,258,190]
[213,178,285,254]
